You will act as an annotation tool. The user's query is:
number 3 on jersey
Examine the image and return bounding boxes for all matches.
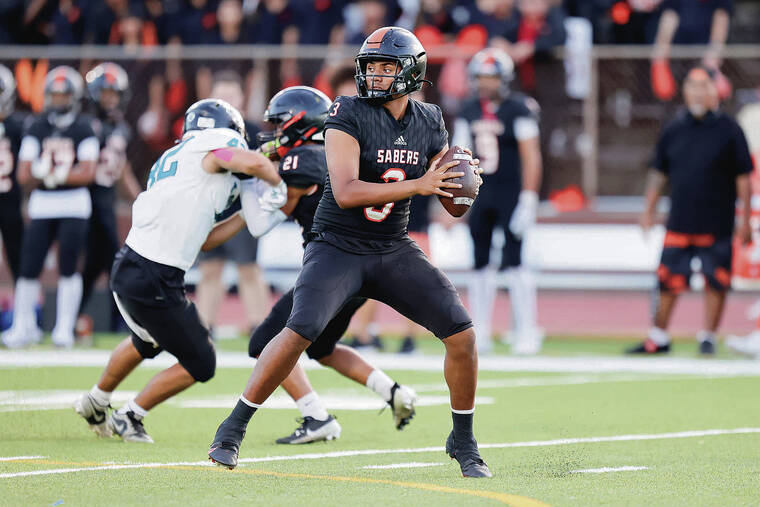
[364,168,405,222]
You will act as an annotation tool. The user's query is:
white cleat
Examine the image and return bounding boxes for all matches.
[275,415,342,444]
[389,383,417,430]
[725,331,760,358]
[1,325,42,349]
[51,328,75,349]
[108,411,154,443]
[74,393,112,438]
[511,327,545,356]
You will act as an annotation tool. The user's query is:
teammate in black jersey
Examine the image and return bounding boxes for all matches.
[205,86,418,444]
[453,48,543,355]
[2,66,99,349]
[209,27,491,478]
[0,64,26,285]
[77,62,141,337]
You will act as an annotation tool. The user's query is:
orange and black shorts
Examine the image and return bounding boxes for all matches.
[657,231,733,293]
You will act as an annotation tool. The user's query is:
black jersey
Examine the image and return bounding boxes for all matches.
[653,109,753,237]
[315,95,448,249]
[21,114,98,191]
[457,93,539,192]
[0,112,27,198]
[91,112,131,189]
[280,144,328,244]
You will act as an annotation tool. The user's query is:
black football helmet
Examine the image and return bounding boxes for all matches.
[44,65,83,123]
[257,86,331,158]
[354,26,429,103]
[86,62,130,113]
[0,64,15,118]
[183,98,248,145]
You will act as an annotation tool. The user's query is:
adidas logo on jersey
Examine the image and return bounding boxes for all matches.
[394,135,407,146]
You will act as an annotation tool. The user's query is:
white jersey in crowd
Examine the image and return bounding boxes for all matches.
[126,128,245,271]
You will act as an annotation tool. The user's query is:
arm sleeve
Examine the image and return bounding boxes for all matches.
[323,97,361,141]
[514,117,540,141]
[451,118,473,149]
[731,124,753,176]
[240,179,288,237]
[18,135,41,162]
[77,136,100,162]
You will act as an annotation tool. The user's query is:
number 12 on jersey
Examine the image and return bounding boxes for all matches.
[363,168,406,222]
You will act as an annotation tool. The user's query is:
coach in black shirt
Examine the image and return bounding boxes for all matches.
[629,66,753,356]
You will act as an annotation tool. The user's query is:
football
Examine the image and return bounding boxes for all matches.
[436,145,479,217]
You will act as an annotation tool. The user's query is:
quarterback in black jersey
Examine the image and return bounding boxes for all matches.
[2,66,99,349]
[209,28,491,478]
[206,86,418,445]
[0,64,26,283]
[78,63,141,335]
[453,48,543,355]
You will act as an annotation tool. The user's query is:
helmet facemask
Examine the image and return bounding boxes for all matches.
[355,55,425,104]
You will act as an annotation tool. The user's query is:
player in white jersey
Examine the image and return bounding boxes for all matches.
[75,99,286,443]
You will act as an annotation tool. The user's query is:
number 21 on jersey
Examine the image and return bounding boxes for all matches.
[364,168,405,222]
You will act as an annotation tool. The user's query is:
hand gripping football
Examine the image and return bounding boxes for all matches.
[437,146,479,217]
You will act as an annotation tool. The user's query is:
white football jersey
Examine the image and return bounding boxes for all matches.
[126,128,246,271]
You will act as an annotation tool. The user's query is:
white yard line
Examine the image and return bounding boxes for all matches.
[1,350,760,375]
[362,462,446,470]
[1,427,757,479]
[571,466,649,474]
[0,456,44,461]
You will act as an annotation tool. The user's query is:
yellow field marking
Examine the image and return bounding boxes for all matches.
[160,464,550,507]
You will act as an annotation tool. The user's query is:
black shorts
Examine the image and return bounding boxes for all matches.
[197,228,259,265]
[0,193,24,280]
[19,217,88,278]
[249,288,366,360]
[469,192,521,270]
[658,231,732,293]
[111,246,215,382]
[286,237,472,341]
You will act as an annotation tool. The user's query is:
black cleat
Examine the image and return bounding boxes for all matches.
[399,336,416,354]
[699,340,716,356]
[208,418,246,470]
[626,339,670,355]
[445,431,492,478]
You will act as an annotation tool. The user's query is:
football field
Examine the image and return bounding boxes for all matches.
[1,335,759,506]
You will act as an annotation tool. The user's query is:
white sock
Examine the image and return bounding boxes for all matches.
[52,274,83,343]
[697,330,716,344]
[295,391,329,421]
[468,268,496,351]
[118,399,148,419]
[89,385,112,406]
[11,278,40,332]
[366,369,395,402]
[648,326,670,346]
[506,266,538,337]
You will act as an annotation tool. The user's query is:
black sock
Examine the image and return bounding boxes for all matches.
[452,410,475,445]
[228,399,257,428]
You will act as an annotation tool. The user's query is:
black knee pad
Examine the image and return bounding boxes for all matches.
[131,333,163,359]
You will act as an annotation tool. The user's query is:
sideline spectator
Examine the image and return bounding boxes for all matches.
[629,67,752,356]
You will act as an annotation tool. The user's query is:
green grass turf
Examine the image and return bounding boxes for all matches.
[1,336,759,506]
